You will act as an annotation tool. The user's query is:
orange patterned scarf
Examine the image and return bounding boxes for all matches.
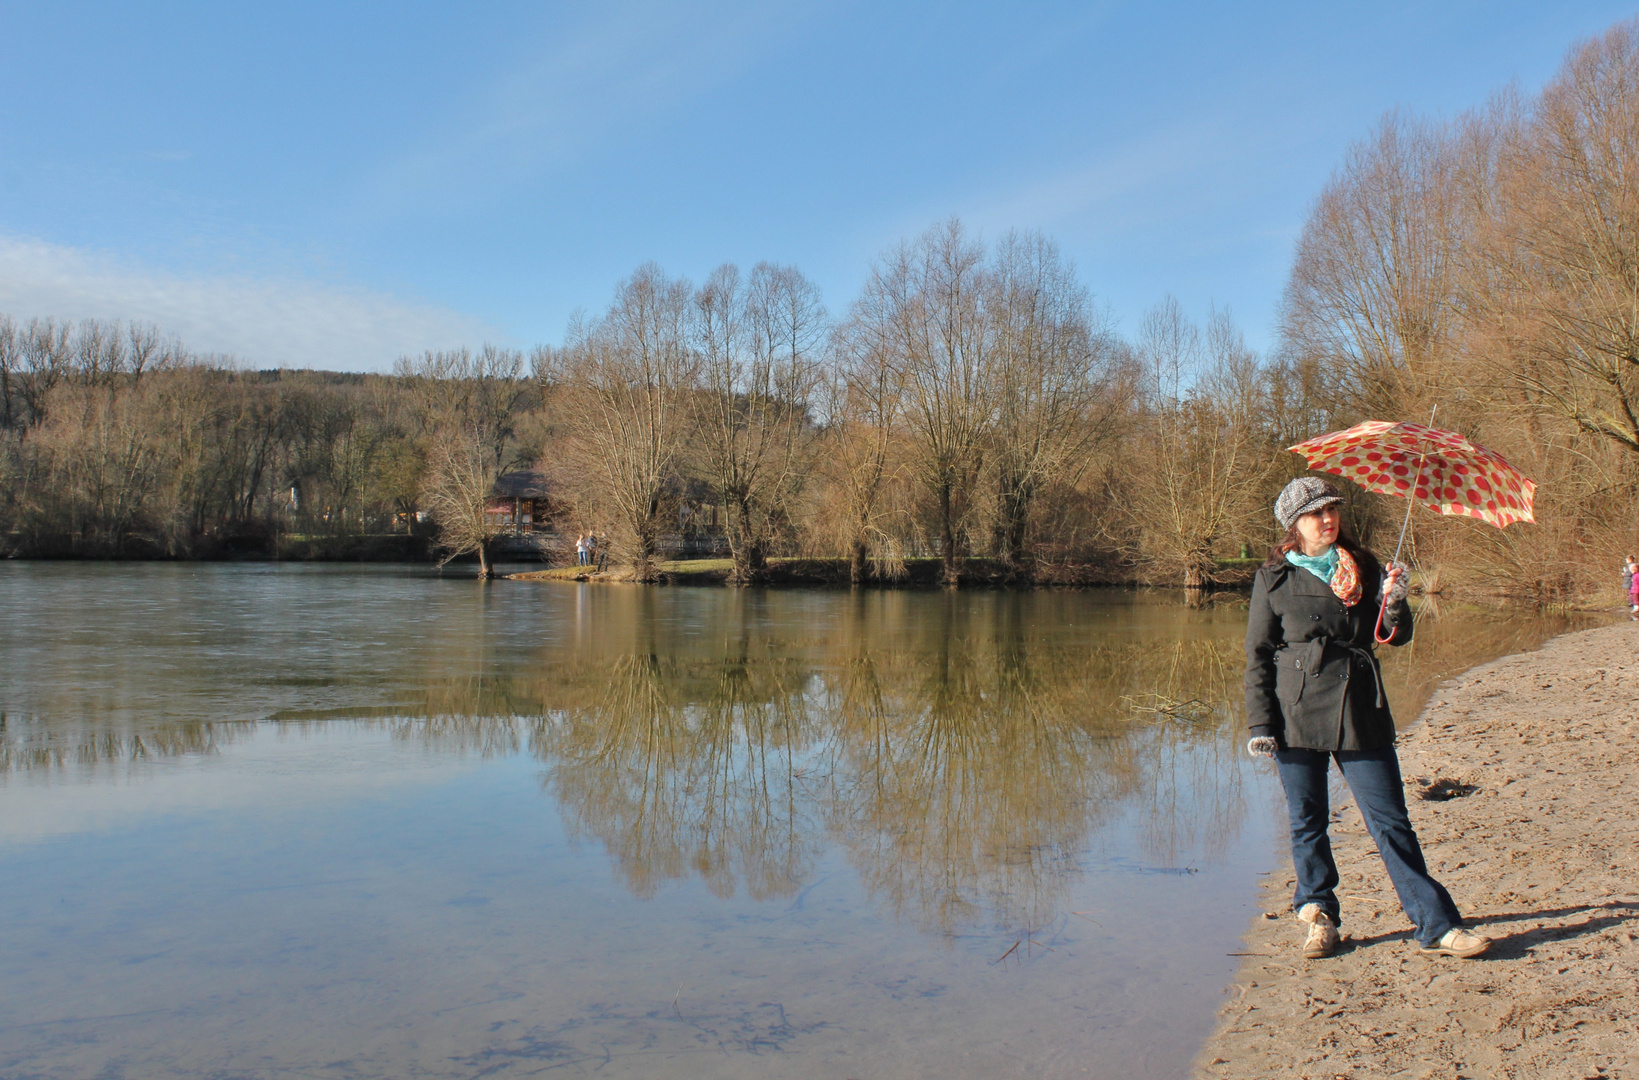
[1331,546,1363,606]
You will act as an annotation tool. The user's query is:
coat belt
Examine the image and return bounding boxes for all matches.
[1287,638,1386,711]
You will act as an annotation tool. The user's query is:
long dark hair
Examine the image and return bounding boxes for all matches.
[1265,520,1374,568]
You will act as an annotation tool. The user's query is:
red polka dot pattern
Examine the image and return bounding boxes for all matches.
[1286,420,1536,530]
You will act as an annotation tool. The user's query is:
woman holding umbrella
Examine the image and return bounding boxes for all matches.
[1246,475,1491,960]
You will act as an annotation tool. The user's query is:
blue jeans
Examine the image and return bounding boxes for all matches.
[1275,746,1463,948]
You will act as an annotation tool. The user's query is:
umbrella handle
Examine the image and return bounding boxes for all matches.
[1374,594,1395,644]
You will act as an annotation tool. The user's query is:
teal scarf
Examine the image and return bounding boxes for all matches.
[1285,545,1338,585]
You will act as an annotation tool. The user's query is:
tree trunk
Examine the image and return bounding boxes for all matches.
[477,540,493,580]
[849,539,867,585]
[634,528,658,582]
[726,496,768,585]
[1183,547,1211,592]
[998,481,1033,583]
[630,494,662,582]
[741,540,768,584]
[939,482,960,586]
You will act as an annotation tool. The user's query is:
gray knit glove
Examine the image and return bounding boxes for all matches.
[1379,561,1411,604]
[1247,736,1278,759]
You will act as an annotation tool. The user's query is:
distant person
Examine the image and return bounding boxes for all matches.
[575,533,588,566]
[1628,555,1639,613]
[586,533,598,568]
[1246,477,1491,961]
[1623,556,1635,599]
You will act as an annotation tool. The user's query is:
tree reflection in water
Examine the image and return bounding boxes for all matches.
[0,714,243,773]
[506,591,1259,934]
[1,584,1600,937]
[818,593,1142,932]
[538,648,821,902]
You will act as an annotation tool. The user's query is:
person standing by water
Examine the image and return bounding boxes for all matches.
[574,533,588,566]
[1624,556,1636,610]
[1246,476,1491,960]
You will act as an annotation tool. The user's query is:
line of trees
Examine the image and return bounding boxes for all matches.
[1280,16,1639,602]
[0,224,1254,587]
[5,17,1637,601]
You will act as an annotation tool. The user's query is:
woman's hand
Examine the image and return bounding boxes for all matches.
[1382,561,1410,604]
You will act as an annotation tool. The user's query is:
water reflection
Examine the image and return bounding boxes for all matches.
[540,650,818,903]
[0,572,1607,940]
[0,568,1619,1080]
[0,713,241,772]
[507,593,1257,931]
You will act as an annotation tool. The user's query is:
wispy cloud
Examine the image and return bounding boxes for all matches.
[363,1,827,210]
[964,120,1231,237]
[0,237,494,370]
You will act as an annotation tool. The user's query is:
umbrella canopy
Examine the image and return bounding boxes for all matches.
[1288,420,1536,529]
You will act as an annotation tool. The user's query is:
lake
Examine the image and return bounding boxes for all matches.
[0,563,1598,1079]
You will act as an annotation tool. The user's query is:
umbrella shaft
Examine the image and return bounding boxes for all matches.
[1390,490,1415,566]
[1388,405,1435,568]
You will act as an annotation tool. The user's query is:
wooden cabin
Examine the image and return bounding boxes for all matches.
[486,471,555,534]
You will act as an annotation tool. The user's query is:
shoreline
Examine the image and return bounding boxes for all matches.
[1193,622,1639,1079]
[505,555,1173,587]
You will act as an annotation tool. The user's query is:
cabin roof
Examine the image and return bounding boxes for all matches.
[491,470,553,499]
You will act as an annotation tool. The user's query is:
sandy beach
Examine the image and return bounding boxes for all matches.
[1194,621,1639,1080]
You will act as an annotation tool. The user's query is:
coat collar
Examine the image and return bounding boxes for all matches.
[1280,559,1338,597]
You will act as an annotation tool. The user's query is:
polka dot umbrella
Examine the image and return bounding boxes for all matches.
[1288,420,1536,530]
[1287,418,1536,640]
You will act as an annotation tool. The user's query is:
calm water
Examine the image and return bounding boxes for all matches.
[0,564,1600,1079]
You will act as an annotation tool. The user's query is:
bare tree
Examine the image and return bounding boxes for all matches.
[20,320,74,433]
[872,219,997,585]
[395,344,530,474]
[0,316,20,433]
[1281,111,1462,422]
[692,263,826,583]
[985,230,1127,578]
[394,343,531,569]
[421,428,506,578]
[811,312,910,583]
[1130,300,1272,588]
[550,265,698,579]
[1475,19,1639,457]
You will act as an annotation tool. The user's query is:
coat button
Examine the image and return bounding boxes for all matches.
[1311,614,1321,620]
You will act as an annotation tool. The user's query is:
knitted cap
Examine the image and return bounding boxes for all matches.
[1275,476,1344,530]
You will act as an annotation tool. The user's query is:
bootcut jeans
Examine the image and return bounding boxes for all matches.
[1274,746,1463,948]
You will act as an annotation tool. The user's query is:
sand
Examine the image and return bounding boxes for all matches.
[1194,622,1639,1080]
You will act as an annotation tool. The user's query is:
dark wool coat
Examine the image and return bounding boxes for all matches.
[1244,549,1413,752]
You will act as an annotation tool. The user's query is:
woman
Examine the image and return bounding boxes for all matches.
[1246,476,1490,960]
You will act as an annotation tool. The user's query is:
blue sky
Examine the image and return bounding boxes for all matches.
[1,1,1633,369]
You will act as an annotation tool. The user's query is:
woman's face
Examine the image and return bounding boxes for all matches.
[1295,504,1341,555]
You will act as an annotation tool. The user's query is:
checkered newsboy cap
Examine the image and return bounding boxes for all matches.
[1274,476,1344,530]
